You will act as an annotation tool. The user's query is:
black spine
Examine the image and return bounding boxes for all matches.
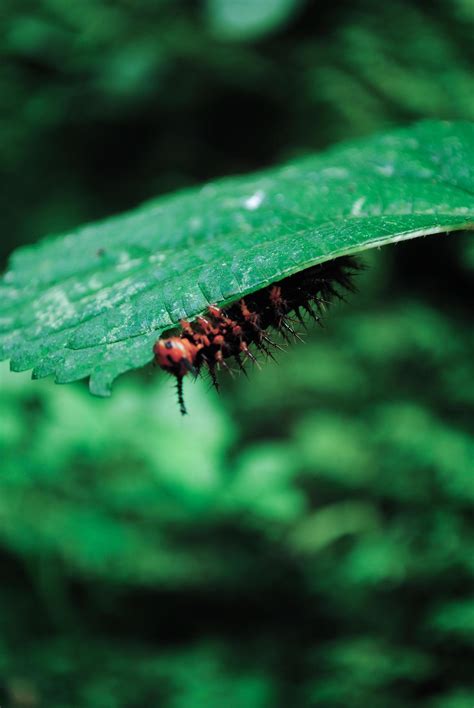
[176,377,187,415]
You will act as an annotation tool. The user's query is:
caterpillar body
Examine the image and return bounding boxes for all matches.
[154,256,360,414]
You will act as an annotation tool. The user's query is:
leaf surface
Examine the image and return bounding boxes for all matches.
[1,120,473,394]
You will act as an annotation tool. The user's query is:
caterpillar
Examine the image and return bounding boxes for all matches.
[154,256,360,414]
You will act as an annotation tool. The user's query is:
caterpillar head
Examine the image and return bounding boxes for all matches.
[154,337,199,377]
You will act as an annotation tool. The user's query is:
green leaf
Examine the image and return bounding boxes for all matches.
[1,120,474,395]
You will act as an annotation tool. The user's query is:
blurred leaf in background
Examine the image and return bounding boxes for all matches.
[0,0,473,706]
[205,0,305,40]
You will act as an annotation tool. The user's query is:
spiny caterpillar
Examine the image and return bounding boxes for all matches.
[154,256,360,414]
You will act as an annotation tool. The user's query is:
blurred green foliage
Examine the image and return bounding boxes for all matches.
[0,0,473,706]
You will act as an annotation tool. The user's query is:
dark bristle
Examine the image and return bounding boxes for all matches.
[245,349,260,368]
[294,307,307,328]
[234,354,249,377]
[176,377,187,415]
[208,365,219,391]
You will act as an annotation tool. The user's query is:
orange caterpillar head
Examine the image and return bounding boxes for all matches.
[153,337,199,377]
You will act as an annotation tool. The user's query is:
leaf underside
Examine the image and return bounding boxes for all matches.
[1,120,473,395]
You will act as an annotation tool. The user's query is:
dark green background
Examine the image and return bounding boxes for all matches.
[1,1,473,706]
